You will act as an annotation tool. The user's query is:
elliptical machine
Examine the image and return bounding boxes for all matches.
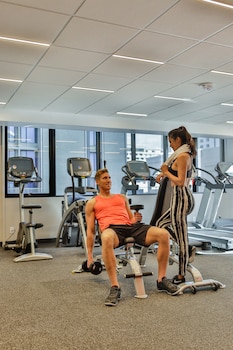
[56,157,97,249]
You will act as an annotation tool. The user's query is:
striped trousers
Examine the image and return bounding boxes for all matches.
[156,185,195,276]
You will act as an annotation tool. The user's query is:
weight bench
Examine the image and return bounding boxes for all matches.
[115,237,153,298]
[73,235,153,299]
[71,203,154,299]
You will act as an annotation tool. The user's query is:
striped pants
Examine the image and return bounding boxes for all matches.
[156,185,195,276]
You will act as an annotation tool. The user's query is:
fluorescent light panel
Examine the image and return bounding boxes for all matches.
[202,1,233,10]
[72,86,114,93]
[211,70,233,76]
[113,54,164,65]
[0,77,23,83]
[154,95,191,102]
[0,36,50,47]
[0,102,6,105]
[221,103,233,107]
[117,112,148,117]
[226,121,233,123]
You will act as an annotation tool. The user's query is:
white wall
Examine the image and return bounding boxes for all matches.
[2,111,233,138]
[3,197,62,245]
[1,193,203,245]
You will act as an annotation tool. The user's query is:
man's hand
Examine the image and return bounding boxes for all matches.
[134,211,142,222]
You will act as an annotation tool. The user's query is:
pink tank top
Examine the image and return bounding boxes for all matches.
[94,194,132,231]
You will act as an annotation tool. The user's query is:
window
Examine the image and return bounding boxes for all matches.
[55,129,96,196]
[5,126,225,198]
[101,131,127,193]
[133,133,163,194]
[195,137,221,192]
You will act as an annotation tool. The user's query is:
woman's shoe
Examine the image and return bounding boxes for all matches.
[172,275,185,285]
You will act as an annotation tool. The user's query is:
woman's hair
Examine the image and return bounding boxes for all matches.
[95,168,109,180]
[168,126,197,157]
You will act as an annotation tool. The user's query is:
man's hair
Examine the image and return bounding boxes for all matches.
[95,168,109,180]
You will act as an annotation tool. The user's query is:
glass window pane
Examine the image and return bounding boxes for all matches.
[55,129,96,195]
[135,133,163,194]
[195,137,221,192]
[101,131,128,193]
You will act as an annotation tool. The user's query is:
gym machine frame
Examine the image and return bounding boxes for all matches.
[5,156,53,262]
[56,157,97,248]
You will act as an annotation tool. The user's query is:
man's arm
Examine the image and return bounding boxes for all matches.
[122,194,142,223]
[85,198,96,265]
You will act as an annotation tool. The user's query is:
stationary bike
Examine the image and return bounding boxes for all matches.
[5,156,53,262]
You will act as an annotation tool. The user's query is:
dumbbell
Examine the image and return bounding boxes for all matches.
[130,204,144,212]
[130,204,144,222]
[82,259,103,275]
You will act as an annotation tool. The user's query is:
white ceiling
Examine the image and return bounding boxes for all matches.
[1,0,233,136]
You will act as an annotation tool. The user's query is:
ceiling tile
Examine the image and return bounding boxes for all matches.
[54,17,138,54]
[76,0,178,28]
[147,0,233,40]
[2,0,84,14]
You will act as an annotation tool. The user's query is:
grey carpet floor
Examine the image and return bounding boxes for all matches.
[0,243,232,350]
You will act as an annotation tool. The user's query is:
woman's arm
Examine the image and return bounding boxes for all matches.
[161,153,190,187]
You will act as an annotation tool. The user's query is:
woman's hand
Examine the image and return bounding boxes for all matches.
[160,163,168,175]
[156,172,164,183]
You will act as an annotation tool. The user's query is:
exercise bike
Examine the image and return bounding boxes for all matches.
[5,156,53,262]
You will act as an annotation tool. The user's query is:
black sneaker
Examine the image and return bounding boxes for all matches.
[172,274,186,285]
[157,277,179,295]
[105,286,121,306]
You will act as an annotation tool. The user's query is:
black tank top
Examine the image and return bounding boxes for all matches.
[168,158,192,178]
[168,167,192,177]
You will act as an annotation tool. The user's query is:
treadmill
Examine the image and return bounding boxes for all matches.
[188,163,233,251]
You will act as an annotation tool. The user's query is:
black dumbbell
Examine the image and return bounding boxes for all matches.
[130,204,144,222]
[130,204,144,212]
[82,260,103,275]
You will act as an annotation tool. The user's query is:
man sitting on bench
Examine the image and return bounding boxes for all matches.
[85,168,178,306]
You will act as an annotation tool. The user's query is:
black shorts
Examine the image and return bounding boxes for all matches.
[108,223,151,247]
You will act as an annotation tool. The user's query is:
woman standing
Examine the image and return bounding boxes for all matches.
[156,126,196,285]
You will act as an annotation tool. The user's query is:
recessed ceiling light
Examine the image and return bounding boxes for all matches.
[0,78,23,83]
[211,70,233,76]
[0,102,6,105]
[113,54,164,65]
[154,95,191,102]
[221,103,233,107]
[72,86,114,93]
[116,112,148,117]
[0,36,50,47]
[202,0,233,10]
[226,121,233,123]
